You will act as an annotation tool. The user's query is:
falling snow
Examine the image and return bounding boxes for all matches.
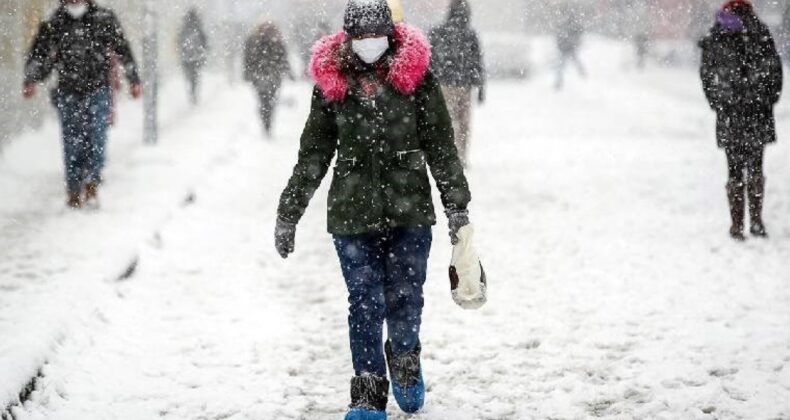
[2,1,790,419]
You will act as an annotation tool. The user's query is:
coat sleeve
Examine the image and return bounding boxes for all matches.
[24,21,57,84]
[243,38,254,81]
[277,38,292,77]
[757,30,783,106]
[427,28,443,77]
[699,37,720,110]
[416,72,471,212]
[106,11,141,85]
[277,87,338,224]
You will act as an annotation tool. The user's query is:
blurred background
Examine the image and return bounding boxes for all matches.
[1,0,788,147]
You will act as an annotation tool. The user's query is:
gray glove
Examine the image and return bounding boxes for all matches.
[447,209,470,245]
[275,218,297,259]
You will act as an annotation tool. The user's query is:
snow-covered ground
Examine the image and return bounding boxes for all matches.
[2,38,790,420]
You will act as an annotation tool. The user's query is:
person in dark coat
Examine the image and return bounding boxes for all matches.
[178,8,208,105]
[243,22,292,138]
[22,0,141,209]
[274,1,472,418]
[428,0,485,166]
[555,7,587,90]
[700,0,782,240]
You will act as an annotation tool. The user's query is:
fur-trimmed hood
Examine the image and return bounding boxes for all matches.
[309,23,431,102]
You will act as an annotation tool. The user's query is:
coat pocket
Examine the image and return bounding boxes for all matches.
[333,157,358,178]
[395,149,427,171]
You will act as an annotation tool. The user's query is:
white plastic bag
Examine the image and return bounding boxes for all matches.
[449,225,487,310]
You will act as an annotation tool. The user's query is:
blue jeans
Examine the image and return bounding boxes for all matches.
[333,227,432,377]
[54,87,111,194]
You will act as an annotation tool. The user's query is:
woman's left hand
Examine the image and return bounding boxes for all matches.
[447,210,470,245]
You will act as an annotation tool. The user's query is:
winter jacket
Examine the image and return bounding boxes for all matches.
[700,14,783,148]
[24,2,140,95]
[244,24,291,91]
[277,24,470,235]
[179,12,208,69]
[428,8,485,87]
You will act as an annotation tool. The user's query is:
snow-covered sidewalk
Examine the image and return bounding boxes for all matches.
[4,39,790,420]
[0,75,277,413]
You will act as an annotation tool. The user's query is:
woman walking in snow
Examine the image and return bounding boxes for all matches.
[699,0,782,240]
[274,1,472,418]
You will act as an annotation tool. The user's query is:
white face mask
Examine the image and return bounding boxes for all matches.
[66,3,89,19]
[352,37,389,64]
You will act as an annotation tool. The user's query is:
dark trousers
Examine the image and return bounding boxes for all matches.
[333,227,432,377]
[725,143,764,184]
[54,87,111,195]
[183,65,201,104]
[555,51,586,89]
[256,86,280,135]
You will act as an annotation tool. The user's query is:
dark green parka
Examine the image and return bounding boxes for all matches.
[277,24,470,235]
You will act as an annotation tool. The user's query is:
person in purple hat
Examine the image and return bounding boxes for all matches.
[699,0,782,240]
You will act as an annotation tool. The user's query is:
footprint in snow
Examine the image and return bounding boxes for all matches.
[708,367,738,378]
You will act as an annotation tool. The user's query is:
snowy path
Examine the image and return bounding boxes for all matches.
[4,44,790,419]
[0,76,266,412]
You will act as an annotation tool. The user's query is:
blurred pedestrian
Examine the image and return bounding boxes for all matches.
[179,8,208,105]
[244,22,292,138]
[699,0,783,240]
[555,7,586,90]
[274,0,472,418]
[22,0,141,209]
[429,0,485,166]
[634,32,650,70]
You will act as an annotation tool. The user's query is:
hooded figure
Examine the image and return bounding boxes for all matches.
[274,1,472,418]
[428,0,486,166]
[699,0,783,240]
[178,8,208,104]
[244,22,292,137]
[23,0,141,209]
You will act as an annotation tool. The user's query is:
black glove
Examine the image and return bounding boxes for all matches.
[275,218,297,259]
[478,87,486,105]
[447,209,470,245]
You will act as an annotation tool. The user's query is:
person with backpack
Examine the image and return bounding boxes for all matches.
[23,0,141,209]
[700,0,782,240]
[274,1,473,418]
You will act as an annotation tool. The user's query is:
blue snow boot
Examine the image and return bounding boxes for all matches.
[344,374,389,420]
[385,340,425,413]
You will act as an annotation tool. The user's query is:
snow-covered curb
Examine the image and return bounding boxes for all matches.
[0,75,256,413]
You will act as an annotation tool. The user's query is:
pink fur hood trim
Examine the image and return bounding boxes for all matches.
[308,23,432,102]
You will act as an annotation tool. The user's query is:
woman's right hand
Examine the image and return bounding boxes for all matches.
[275,218,297,259]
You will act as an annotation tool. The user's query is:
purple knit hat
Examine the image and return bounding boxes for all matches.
[717,9,744,32]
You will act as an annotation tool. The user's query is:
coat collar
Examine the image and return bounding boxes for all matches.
[309,23,431,102]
